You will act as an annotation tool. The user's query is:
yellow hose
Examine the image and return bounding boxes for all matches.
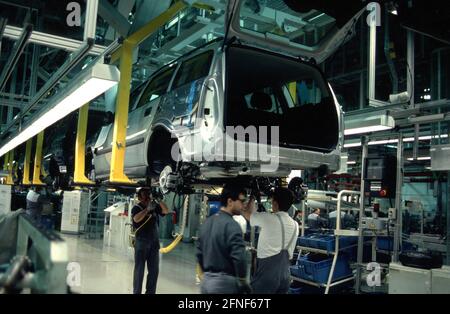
[159,234,183,253]
[159,195,189,254]
[196,263,204,281]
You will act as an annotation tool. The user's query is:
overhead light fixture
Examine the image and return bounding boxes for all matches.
[0,63,120,157]
[347,161,356,165]
[368,139,399,146]
[344,114,395,136]
[344,134,448,148]
[308,13,325,22]
[407,157,431,161]
[344,142,362,148]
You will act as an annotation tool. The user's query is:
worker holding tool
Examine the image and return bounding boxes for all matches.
[242,187,299,294]
[131,188,169,294]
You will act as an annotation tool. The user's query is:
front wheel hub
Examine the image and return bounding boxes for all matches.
[159,165,181,194]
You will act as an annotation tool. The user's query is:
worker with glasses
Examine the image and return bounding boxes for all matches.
[196,183,252,294]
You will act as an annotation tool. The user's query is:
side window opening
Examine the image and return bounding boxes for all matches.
[135,65,177,110]
[128,82,147,113]
[172,51,213,89]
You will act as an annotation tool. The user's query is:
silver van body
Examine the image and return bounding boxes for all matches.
[93,1,365,181]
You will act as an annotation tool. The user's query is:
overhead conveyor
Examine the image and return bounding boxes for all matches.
[108,0,188,185]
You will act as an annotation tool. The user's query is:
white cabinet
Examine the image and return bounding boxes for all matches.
[432,266,450,294]
[389,263,432,294]
[61,191,89,234]
[389,263,450,294]
[0,185,11,214]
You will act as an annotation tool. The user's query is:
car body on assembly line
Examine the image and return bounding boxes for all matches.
[92,0,366,191]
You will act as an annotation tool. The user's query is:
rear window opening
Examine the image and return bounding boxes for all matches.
[225,45,339,152]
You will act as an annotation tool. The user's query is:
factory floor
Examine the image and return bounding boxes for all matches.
[62,234,200,294]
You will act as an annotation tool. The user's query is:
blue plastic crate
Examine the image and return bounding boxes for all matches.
[307,234,326,248]
[376,237,415,251]
[339,236,358,249]
[297,236,311,247]
[314,235,335,251]
[290,265,302,278]
[299,234,357,252]
[377,237,392,251]
[288,287,303,294]
[296,254,352,284]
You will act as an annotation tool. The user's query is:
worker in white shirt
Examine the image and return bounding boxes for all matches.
[242,187,299,294]
[233,214,248,235]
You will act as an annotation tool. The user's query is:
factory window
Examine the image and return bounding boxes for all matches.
[135,65,177,110]
[172,51,213,89]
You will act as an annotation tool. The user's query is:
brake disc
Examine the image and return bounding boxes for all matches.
[159,165,173,195]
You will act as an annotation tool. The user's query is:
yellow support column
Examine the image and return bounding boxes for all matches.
[23,140,32,185]
[6,150,14,185]
[109,1,188,184]
[109,40,134,184]
[32,131,45,185]
[3,150,9,171]
[74,103,95,185]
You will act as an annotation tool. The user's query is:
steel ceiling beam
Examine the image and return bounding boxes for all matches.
[3,25,107,55]
[98,0,131,37]
[0,24,32,93]
[151,18,222,58]
[0,17,7,54]
[84,0,99,41]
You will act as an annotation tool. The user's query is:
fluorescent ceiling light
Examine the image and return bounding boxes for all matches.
[344,134,448,148]
[347,161,356,165]
[344,114,395,136]
[308,13,325,22]
[0,63,120,157]
[344,142,362,148]
[368,139,399,146]
[407,157,431,161]
[345,125,394,136]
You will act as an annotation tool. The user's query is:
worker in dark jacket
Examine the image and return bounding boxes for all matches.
[132,188,169,294]
[197,184,251,294]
